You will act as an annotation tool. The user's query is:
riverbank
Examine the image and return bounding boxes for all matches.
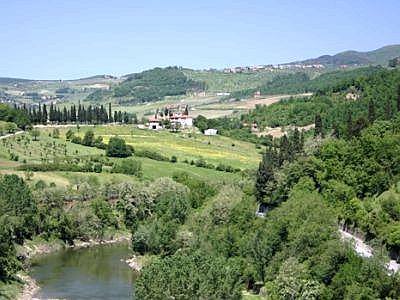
[15,230,131,300]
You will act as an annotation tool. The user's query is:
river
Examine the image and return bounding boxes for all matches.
[30,242,136,300]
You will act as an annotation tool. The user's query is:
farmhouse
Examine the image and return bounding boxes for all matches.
[148,116,162,130]
[148,105,193,130]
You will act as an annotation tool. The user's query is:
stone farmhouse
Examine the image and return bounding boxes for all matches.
[148,105,193,130]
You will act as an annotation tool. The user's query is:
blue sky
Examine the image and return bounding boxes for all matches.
[1,0,399,79]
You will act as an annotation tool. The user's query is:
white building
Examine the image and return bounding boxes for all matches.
[170,114,193,129]
[204,128,217,136]
[148,117,163,130]
[147,105,193,130]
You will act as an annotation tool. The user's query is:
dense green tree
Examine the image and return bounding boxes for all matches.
[255,148,276,202]
[368,99,376,123]
[82,130,95,147]
[135,250,241,300]
[30,129,40,141]
[111,159,142,176]
[314,113,323,137]
[0,216,20,281]
[106,136,133,157]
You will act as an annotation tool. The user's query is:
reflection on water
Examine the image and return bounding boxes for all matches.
[30,242,136,300]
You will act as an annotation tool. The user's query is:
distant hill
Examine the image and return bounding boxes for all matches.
[293,44,400,66]
[85,67,205,105]
[0,77,34,84]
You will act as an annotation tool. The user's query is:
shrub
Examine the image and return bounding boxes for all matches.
[106,136,132,157]
[66,129,74,141]
[134,149,169,161]
[71,135,82,144]
[111,159,142,177]
[170,155,178,163]
[195,158,207,168]
[93,163,103,173]
[52,128,60,139]
[82,130,95,146]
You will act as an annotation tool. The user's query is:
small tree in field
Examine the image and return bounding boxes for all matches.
[5,122,17,133]
[52,128,60,139]
[82,130,95,146]
[30,129,40,141]
[106,136,132,157]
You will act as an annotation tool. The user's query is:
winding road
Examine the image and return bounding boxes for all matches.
[339,229,400,273]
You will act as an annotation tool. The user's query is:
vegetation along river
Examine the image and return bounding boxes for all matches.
[30,242,136,299]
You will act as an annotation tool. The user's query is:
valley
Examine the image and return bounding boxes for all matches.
[1,45,400,300]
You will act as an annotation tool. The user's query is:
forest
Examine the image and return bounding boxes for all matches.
[135,67,400,299]
[229,66,383,99]
[86,67,205,104]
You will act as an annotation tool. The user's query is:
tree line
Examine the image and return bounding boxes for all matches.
[13,102,138,125]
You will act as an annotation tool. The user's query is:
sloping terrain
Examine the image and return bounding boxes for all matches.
[294,44,400,66]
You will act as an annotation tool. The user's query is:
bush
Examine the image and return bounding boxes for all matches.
[71,135,82,144]
[18,163,100,173]
[93,163,103,173]
[66,129,74,141]
[52,128,60,139]
[106,136,132,157]
[170,155,178,163]
[82,130,95,146]
[134,149,169,161]
[111,159,142,177]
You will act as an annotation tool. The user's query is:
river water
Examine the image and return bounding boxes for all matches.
[30,242,136,300]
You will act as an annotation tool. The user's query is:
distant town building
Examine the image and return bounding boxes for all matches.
[204,128,217,136]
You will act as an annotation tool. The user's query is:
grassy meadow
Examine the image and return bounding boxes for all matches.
[0,125,259,187]
[40,125,261,169]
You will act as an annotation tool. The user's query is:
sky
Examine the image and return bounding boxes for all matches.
[1,0,399,79]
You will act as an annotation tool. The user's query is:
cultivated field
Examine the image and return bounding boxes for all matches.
[40,125,261,169]
[0,125,260,188]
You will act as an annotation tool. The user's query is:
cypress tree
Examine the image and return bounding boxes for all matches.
[346,111,353,138]
[42,104,48,124]
[314,114,322,138]
[123,112,129,123]
[49,103,54,123]
[78,103,83,123]
[279,135,292,164]
[292,128,301,154]
[109,103,112,123]
[255,148,275,202]
[71,105,76,123]
[385,98,393,120]
[82,106,87,123]
[57,107,61,123]
[63,107,68,123]
[118,111,122,123]
[299,130,305,151]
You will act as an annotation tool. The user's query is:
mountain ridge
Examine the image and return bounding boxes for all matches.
[291,44,400,66]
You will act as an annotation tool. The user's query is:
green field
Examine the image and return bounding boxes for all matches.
[0,125,258,187]
[183,69,322,93]
[40,125,261,169]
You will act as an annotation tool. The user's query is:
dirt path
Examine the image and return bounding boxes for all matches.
[235,93,312,109]
[0,130,24,140]
[257,124,315,138]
